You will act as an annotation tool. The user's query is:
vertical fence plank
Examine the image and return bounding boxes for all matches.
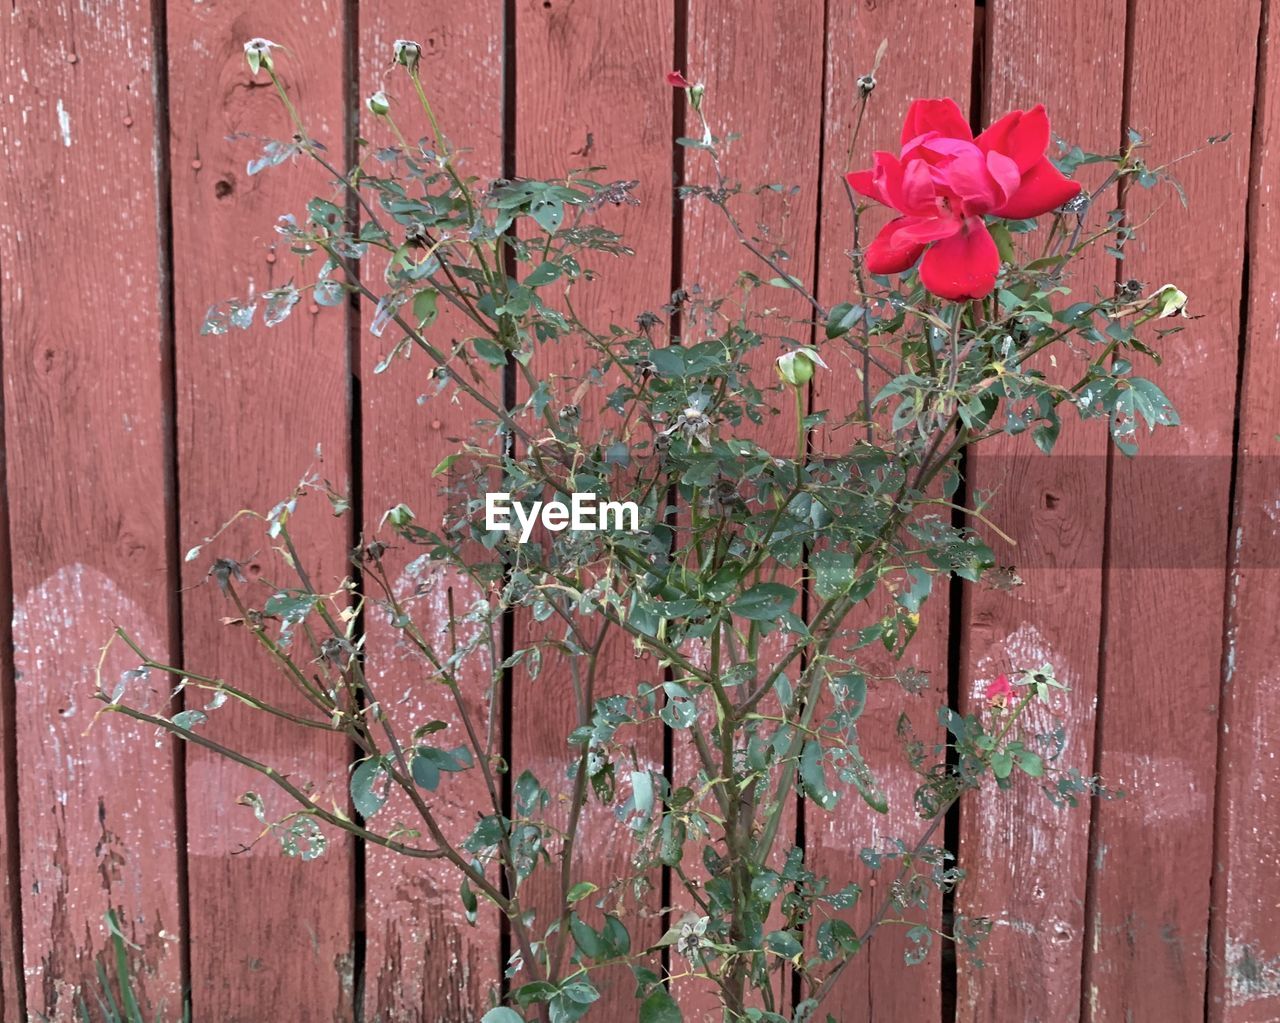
[167,5,355,1018]
[513,0,672,1008]
[954,3,1124,1021]
[671,3,825,1014]
[0,1,184,1018]
[1083,0,1262,1017]
[356,5,507,1018]
[0,479,16,1023]
[1208,2,1278,1019]
[809,3,970,1017]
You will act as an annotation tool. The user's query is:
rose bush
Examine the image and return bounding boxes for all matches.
[98,40,1201,1022]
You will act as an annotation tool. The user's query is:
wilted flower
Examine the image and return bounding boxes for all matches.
[1109,282,1190,321]
[394,39,422,72]
[666,70,705,111]
[661,404,713,447]
[775,347,829,387]
[366,90,390,116]
[244,38,280,77]
[984,673,1015,707]
[846,98,1082,301]
[1152,284,1188,318]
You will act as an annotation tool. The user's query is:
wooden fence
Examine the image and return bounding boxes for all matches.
[1,0,1277,1020]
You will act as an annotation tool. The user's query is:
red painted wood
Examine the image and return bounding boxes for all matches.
[809,3,970,1018]
[513,0,672,1008]
[0,2,183,1018]
[1084,0,1262,1018]
[0,480,17,1023]
[167,6,355,1019]
[1207,5,1279,1020]
[357,5,506,1018]
[671,4,825,1013]
[956,4,1124,1021]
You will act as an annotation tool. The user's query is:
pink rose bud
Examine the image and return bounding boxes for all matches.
[984,673,1014,706]
[666,70,692,88]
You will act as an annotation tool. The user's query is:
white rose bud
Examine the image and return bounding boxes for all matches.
[1152,284,1188,318]
[243,37,279,77]
[776,347,829,388]
[394,39,422,72]
[366,90,391,116]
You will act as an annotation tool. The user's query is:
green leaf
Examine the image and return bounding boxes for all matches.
[525,261,562,287]
[350,758,388,818]
[566,882,598,905]
[432,452,462,477]
[799,740,836,810]
[811,549,859,600]
[835,738,889,814]
[410,753,440,791]
[730,582,797,621]
[531,198,564,233]
[1015,750,1045,777]
[460,877,478,923]
[569,913,606,960]
[412,288,439,328]
[472,336,509,367]
[816,918,859,959]
[631,770,654,817]
[263,591,315,625]
[481,1010,525,1023]
[638,988,683,1023]
[764,929,804,958]
[825,302,863,339]
[990,751,1014,780]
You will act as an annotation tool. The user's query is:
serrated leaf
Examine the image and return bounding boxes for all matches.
[638,988,682,1023]
[350,758,389,818]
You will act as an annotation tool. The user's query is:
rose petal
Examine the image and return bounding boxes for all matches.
[869,151,907,210]
[844,168,880,202]
[977,104,1051,173]
[895,215,962,245]
[995,156,1081,219]
[666,70,692,88]
[985,150,1021,204]
[901,98,973,148]
[899,158,938,214]
[865,217,929,275]
[941,150,1002,213]
[919,216,1000,300]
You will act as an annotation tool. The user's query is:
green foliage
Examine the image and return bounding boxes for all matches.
[70,911,190,1023]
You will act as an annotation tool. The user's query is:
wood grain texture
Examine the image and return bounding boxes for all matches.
[0,476,16,1023]
[808,3,970,1018]
[166,5,354,1019]
[1083,0,1262,1018]
[956,3,1124,1021]
[671,3,825,1014]
[0,2,184,1018]
[513,0,672,1008]
[357,5,506,1019]
[1207,3,1280,1019]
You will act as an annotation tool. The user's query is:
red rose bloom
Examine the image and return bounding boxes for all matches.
[666,70,692,88]
[845,98,1081,301]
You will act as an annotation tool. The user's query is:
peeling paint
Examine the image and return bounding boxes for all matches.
[1225,938,1280,1006]
[55,97,71,147]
